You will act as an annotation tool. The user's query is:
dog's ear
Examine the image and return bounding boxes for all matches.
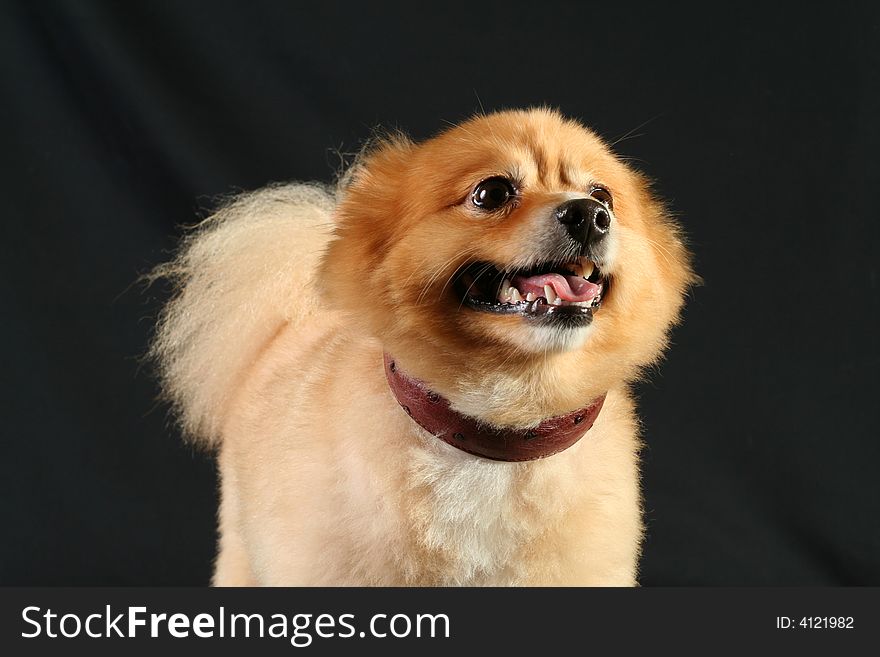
[319,134,416,316]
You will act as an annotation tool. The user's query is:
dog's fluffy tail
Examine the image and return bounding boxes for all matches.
[149,183,336,447]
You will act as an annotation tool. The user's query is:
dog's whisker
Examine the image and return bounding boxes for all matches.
[403,253,440,291]
[456,262,495,312]
[415,247,481,306]
[418,258,479,307]
[436,263,472,301]
[473,89,486,117]
[409,246,478,299]
[610,113,664,147]
[611,132,646,146]
[416,250,474,301]
[643,235,677,267]
[436,250,485,301]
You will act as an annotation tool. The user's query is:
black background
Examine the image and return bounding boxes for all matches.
[1,1,877,585]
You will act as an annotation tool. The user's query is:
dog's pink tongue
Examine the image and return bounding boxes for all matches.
[512,273,600,302]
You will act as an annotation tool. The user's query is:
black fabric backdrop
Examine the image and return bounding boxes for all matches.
[1,1,877,585]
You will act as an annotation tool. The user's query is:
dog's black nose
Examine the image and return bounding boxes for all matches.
[554,198,611,249]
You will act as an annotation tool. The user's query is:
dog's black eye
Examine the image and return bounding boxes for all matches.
[590,185,613,210]
[472,177,515,211]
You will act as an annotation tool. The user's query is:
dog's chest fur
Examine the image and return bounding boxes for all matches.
[221,328,637,586]
[404,447,526,585]
[390,419,597,586]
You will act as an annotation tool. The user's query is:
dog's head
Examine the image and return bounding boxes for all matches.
[321,109,695,424]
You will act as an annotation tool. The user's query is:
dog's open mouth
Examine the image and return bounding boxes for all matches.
[457,256,606,325]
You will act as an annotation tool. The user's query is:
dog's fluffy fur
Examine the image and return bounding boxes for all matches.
[152,108,694,585]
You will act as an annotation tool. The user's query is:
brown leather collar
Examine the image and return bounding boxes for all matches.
[384,353,605,462]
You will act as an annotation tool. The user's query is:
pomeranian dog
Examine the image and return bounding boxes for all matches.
[151,108,694,586]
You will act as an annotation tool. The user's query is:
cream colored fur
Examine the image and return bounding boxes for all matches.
[153,183,641,586]
[151,184,335,444]
[152,110,691,586]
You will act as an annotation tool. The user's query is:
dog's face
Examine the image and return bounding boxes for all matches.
[322,109,694,422]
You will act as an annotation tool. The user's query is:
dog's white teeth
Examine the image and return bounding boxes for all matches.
[553,296,563,305]
[579,257,594,279]
[525,292,536,302]
[498,278,526,304]
[498,279,512,302]
[543,285,557,304]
